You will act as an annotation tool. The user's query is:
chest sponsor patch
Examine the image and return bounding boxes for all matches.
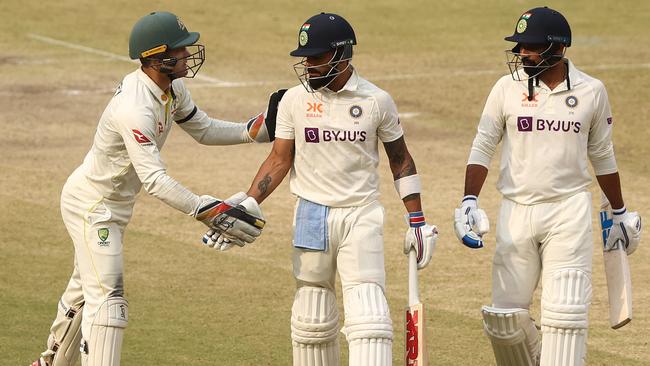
[303,127,367,143]
[517,116,581,133]
[306,102,323,118]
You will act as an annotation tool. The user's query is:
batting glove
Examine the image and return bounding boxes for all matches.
[194,192,265,244]
[202,229,244,251]
[403,211,438,269]
[454,195,490,249]
[606,206,642,255]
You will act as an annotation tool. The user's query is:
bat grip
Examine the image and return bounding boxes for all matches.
[408,249,420,306]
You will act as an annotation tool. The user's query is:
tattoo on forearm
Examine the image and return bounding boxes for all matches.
[396,159,417,179]
[257,174,272,196]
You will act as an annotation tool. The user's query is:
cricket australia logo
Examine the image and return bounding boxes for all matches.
[97,228,110,247]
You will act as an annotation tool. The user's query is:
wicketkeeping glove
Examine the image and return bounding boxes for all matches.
[606,206,642,255]
[194,192,265,244]
[403,211,438,269]
[245,89,288,142]
[454,195,489,249]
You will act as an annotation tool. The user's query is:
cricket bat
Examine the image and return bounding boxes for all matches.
[405,250,427,366]
[599,192,633,329]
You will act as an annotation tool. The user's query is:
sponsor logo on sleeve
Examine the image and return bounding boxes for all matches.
[132,129,153,145]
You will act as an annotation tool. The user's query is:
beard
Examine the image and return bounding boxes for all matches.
[307,70,337,90]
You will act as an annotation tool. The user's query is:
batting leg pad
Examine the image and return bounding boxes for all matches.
[80,297,128,366]
[342,283,393,366]
[482,306,540,366]
[33,299,84,366]
[291,287,340,366]
[540,269,592,366]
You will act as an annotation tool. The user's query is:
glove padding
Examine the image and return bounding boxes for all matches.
[606,208,642,255]
[194,192,265,244]
[454,195,489,249]
[403,212,437,269]
[246,89,288,142]
[202,229,243,251]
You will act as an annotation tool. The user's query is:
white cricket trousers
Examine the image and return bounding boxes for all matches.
[292,200,386,291]
[492,191,593,308]
[55,173,134,349]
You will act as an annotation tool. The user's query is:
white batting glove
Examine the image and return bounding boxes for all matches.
[202,229,244,251]
[454,195,490,249]
[606,206,642,255]
[403,211,438,269]
[193,192,265,244]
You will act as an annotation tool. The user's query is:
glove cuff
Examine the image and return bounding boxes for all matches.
[612,205,627,223]
[461,195,478,209]
[408,211,426,228]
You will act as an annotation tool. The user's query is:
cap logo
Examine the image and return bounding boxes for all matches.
[329,16,335,20]
[176,16,186,31]
[516,19,528,33]
[521,13,532,20]
[299,31,309,46]
[301,23,311,30]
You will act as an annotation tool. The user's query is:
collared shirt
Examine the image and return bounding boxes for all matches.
[275,69,404,207]
[75,68,250,214]
[469,59,617,205]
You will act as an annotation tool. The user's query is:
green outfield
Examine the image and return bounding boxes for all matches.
[2,0,649,364]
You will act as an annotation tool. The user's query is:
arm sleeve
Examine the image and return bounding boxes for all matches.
[376,92,404,143]
[173,81,251,145]
[468,79,507,167]
[588,81,618,175]
[274,89,295,140]
[115,108,200,215]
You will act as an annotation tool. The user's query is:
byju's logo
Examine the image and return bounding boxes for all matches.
[305,127,320,143]
[517,116,533,132]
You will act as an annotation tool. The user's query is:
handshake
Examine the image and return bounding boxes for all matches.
[193,192,265,251]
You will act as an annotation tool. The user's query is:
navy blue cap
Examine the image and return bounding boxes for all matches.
[290,13,356,57]
[505,7,571,46]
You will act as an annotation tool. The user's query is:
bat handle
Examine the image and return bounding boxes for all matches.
[408,249,420,306]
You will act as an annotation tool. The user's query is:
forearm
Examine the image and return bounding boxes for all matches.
[597,172,624,209]
[180,113,251,145]
[402,193,422,213]
[464,164,488,197]
[246,156,292,204]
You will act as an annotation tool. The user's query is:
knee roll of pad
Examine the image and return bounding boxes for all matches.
[481,306,540,366]
[342,283,393,341]
[81,297,128,366]
[540,269,592,366]
[541,269,592,329]
[291,287,340,366]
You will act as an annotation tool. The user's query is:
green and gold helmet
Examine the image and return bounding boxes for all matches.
[129,11,205,79]
[129,11,199,59]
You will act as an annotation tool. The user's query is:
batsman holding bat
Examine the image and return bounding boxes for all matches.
[32,11,279,366]
[212,12,437,366]
[454,7,642,366]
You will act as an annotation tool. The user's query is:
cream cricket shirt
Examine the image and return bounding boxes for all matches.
[74,68,250,215]
[275,70,404,207]
[469,60,618,205]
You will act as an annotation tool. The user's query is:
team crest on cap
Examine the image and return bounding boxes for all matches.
[176,16,186,30]
[565,95,578,108]
[349,105,363,118]
[516,19,528,33]
[299,31,309,46]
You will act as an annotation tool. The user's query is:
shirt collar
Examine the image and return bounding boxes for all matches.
[136,68,172,105]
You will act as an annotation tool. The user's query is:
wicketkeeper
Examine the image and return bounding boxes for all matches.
[32,11,280,366]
